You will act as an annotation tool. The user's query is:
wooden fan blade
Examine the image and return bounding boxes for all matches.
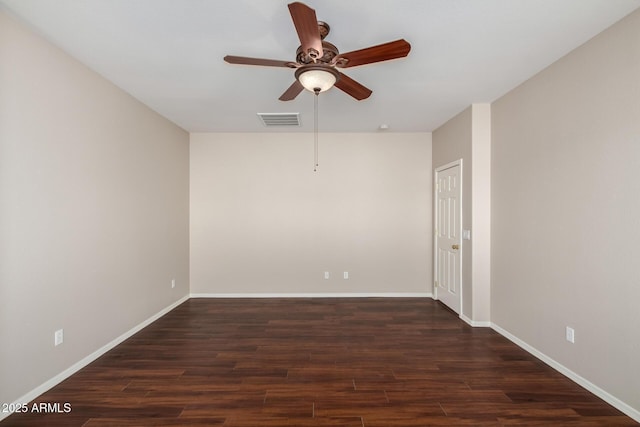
[224,55,297,68]
[279,80,304,101]
[336,39,411,68]
[288,2,323,60]
[335,72,372,100]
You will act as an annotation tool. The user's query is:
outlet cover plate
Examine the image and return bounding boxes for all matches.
[54,329,64,346]
[566,326,575,343]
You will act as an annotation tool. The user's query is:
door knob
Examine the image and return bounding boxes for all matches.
[452,244,459,250]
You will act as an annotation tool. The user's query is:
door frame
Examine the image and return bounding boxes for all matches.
[433,159,463,314]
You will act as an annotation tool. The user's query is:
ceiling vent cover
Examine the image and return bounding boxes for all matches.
[257,112,300,127]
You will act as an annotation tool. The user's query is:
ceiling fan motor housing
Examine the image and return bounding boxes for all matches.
[296,40,339,64]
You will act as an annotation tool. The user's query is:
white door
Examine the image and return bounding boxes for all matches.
[434,162,462,314]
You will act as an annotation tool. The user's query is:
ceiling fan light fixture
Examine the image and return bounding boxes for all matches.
[295,65,339,93]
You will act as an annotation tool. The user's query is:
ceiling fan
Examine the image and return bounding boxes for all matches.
[224,2,411,101]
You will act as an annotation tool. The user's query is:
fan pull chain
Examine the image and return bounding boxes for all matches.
[313,88,320,172]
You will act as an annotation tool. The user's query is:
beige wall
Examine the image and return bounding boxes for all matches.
[432,105,491,323]
[432,108,473,315]
[0,10,190,407]
[470,104,491,323]
[190,132,432,295]
[492,9,640,413]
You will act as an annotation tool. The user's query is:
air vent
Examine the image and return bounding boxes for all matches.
[257,112,300,127]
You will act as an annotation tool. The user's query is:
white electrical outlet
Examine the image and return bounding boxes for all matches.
[324,271,330,279]
[171,279,176,289]
[343,271,349,279]
[54,329,64,346]
[566,326,575,343]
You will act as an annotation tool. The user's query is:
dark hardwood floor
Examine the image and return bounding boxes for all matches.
[2,298,637,426]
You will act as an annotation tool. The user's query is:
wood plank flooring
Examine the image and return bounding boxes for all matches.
[2,298,637,426]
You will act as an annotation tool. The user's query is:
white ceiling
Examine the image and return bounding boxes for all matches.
[2,0,639,133]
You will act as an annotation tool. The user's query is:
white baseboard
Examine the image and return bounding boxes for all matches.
[190,292,433,298]
[491,322,640,423]
[0,294,190,422]
[460,313,491,327]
